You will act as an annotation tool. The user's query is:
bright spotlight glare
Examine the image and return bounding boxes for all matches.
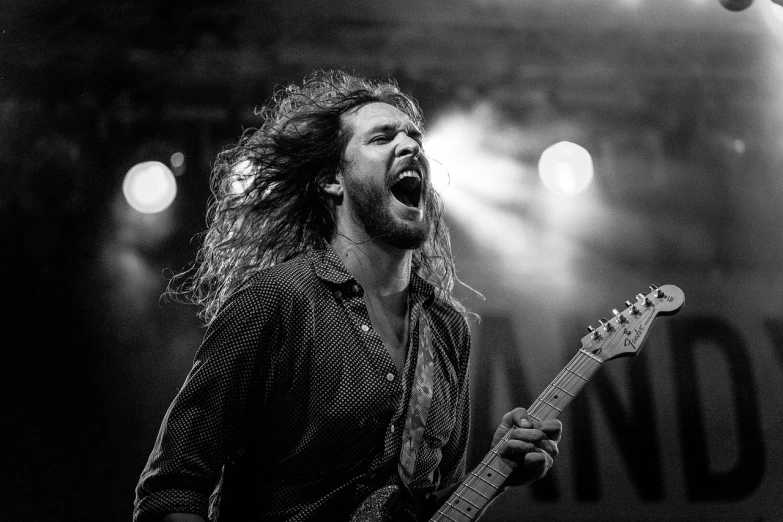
[538,141,594,197]
[123,161,177,213]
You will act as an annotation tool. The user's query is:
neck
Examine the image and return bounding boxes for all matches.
[329,233,413,299]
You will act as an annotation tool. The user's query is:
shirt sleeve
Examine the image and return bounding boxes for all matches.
[133,281,281,521]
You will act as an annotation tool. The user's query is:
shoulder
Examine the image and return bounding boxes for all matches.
[428,296,470,334]
[239,252,319,301]
[211,253,319,328]
[427,298,472,358]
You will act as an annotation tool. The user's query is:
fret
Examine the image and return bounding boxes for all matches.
[579,348,603,363]
[470,470,501,489]
[454,490,481,509]
[462,482,491,500]
[438,502,470,520]
[537,397,563,412]
[551,383,575,397]
[435,509,459,521]
[529,351,605,423]
[485,463,509,478]
[564,366,588,380]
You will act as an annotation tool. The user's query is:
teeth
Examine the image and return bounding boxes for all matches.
[396,169,420,182]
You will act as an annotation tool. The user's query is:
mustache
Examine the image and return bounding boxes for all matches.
[386,156,428,186]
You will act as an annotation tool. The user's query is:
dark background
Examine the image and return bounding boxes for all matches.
[3,0,783,520]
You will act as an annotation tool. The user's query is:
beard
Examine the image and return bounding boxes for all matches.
[345,175,432,250]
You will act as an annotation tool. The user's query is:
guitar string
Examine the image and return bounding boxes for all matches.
[434,306,671,521]
[435,342,616,521]
[435,351,603,521]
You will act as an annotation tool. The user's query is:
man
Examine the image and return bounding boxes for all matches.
[134,70,561,521]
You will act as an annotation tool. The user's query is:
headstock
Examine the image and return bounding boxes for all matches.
[580,284,684,362]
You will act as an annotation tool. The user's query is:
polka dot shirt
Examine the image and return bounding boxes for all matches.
[133,244,471,521]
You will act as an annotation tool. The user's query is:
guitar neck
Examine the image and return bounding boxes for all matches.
[431,349,603,522]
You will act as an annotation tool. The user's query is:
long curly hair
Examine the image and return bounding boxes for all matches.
[169,70,468,325]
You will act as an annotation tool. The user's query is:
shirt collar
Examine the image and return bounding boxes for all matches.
[310,243,436,306]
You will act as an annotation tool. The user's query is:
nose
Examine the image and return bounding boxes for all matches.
[396,133,421,158]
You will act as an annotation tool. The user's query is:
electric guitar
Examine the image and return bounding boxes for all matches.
[351,284,685,522]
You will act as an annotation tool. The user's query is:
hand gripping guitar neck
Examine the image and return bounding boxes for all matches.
[431,284,684,521]
[351,284,684,522]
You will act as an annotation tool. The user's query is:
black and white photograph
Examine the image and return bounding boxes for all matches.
[2,0,783,520]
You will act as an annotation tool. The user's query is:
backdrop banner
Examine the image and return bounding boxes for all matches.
[464,272,783,521]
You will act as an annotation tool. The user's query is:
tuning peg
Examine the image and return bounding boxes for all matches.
[626,300,639,314]
[599,317,614,332]
[587,325,601,339]
[637,292,652,306]
[613,309,628,324]
[650,284,664,298]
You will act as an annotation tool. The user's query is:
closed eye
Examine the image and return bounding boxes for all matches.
[370,132,423,146]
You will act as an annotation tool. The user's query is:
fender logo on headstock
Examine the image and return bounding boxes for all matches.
[624,306,656,350]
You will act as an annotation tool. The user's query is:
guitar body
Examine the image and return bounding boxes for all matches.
[349,485,402,522]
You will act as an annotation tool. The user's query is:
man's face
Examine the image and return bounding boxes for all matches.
[338,102,432,250]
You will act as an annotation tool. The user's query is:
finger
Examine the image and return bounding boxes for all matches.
[501,407,529,429]
[540,419,562,442]
[506,427,559,459]
[510,408,530,428]
[516,417,534,429]
[525,448,554,477]
[500,439,538,458]
[532,438,559,459]
[507,426,547,444]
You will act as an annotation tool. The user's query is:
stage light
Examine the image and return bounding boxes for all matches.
[538,141,594,197]
[772,1,783,20]
[123,161,177,214]
[170,151,185,168]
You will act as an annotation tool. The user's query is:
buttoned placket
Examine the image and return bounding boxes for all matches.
[332,280,407,467]
[384,297,423,463]
[314,247,438,482]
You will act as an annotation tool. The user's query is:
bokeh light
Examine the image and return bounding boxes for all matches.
[122,161,177,214]
[538,141,594,197]
[170,151,185,168]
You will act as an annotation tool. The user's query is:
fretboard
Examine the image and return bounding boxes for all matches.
[430,349,603,522]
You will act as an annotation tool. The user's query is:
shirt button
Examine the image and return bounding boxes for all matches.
[361,324,370,332]
[351,284,360,293]
[333,290,342,299]
[386,372,395,382]
[390,424,396,433]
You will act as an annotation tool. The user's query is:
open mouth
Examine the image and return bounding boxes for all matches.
[390,171,422,208]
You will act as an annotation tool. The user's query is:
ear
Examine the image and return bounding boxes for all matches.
[321,172,344,198]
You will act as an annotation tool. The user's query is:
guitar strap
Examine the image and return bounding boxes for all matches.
[397,308,435,491]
